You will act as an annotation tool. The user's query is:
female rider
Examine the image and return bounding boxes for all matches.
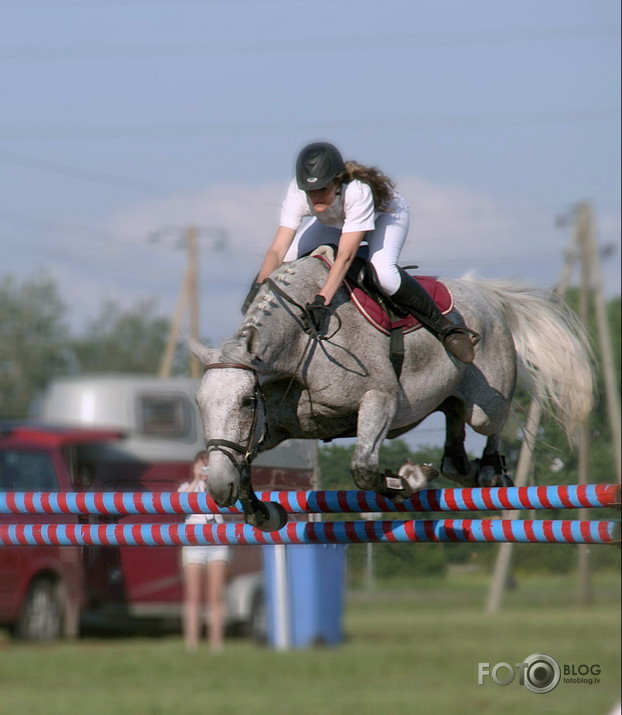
[253,142,477,363]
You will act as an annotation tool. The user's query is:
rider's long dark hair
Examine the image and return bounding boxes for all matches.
[341,161,396,211]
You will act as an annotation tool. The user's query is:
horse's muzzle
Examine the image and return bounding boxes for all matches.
[209,480,237,507]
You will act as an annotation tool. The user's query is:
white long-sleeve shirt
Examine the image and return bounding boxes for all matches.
[279,178,378,233]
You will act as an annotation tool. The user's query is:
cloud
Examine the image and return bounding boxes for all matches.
[107,181,287,262]
[108,175,551,274]
[33,175,620,340]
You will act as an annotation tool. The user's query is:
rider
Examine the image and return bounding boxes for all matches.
[253,141,478,364]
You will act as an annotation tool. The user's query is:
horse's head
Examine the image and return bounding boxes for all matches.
[192,338,267,506]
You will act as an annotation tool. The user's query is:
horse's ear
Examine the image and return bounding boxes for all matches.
[187,338,218,366]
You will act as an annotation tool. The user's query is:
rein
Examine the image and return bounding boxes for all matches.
[265,277,342,340]
[203,362,265,467]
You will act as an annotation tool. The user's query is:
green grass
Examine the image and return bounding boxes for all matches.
[0,571,619,715]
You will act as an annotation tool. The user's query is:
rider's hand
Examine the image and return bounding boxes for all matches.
[305,294,329,334]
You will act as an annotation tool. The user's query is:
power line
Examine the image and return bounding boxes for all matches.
[0,108,617,141]
[1,0,295,6]
[0,26,618,59]
[0,149,163,191]
[0,208,134,244]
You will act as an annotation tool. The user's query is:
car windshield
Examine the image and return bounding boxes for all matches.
[0,449,59,492]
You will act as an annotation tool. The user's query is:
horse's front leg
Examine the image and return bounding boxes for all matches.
[351,390,396,491]
[238,466,288,532]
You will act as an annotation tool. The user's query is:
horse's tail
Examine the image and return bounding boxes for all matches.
[465,277,594,441]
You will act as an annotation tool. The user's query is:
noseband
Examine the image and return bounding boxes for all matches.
[202,362,265,468]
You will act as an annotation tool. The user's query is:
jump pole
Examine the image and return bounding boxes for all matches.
[0,484,618,517]
[0,518,618,547]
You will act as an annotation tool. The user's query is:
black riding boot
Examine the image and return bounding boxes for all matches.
[391,269,479,364]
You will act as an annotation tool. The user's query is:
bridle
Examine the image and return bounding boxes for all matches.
[201,279,338,470]
[202,362,266,469]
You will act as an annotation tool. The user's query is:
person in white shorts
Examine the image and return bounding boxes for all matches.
[249,141,478,363]
[178,450,230,651]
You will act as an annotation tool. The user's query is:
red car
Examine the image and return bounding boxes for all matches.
[0,422,313,641]
[0,424,120,640]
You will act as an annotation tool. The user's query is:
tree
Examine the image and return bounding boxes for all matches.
[0,273,73,418]
[1,272,189,419]
[70,298,181,375]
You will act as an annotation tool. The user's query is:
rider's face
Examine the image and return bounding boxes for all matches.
[305,182,338,212]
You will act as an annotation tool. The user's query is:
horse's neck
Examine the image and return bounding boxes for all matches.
[244,265,321,372]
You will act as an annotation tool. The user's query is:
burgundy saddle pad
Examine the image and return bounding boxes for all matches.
[313,252,453,336]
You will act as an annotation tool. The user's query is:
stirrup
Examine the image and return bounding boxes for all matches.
[444,326,480,344]
[467,328,481,346]
[442,328,479,363]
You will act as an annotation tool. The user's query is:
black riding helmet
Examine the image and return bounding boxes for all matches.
[296,142,345,191]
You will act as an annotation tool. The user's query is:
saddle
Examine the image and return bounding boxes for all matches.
[310,245,454,376]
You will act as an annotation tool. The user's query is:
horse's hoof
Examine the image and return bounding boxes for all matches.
[246,501,288,532]
[377,465,438,503]
[500,473,514,488]
[475,467,513,488]
[398,462,439,493]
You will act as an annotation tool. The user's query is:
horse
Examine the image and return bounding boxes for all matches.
[192,245,593,531]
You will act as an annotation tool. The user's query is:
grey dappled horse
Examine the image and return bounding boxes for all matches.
[193,246,593,531]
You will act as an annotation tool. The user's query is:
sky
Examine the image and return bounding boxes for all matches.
[1,0,620,450]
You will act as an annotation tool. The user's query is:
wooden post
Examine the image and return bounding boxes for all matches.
[577,203,592,605]
[187,226,201,378]
[159,264,189,379]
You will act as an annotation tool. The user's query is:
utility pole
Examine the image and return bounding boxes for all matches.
[575,203,621,484]
[187,227,200,378]
[577,204,593,605]
[573,201,621,601]
[149,225,227,378]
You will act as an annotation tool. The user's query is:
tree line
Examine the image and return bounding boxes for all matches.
[0,271,185,418]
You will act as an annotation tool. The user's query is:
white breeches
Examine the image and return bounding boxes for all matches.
[282,199,410,296]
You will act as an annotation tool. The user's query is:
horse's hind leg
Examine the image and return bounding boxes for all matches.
[441,409,513,488]
[475,434,513,488]
[441,408,479,487]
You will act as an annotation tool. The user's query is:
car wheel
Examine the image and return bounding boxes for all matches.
[15,579,64,642]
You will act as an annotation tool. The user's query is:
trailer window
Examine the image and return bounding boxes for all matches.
[137,393,195,440]
[0,450,59,492]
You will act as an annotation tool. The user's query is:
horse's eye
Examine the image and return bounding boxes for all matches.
[240,396,256,409]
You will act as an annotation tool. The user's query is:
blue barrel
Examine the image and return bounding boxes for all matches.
[263,543,346,649]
